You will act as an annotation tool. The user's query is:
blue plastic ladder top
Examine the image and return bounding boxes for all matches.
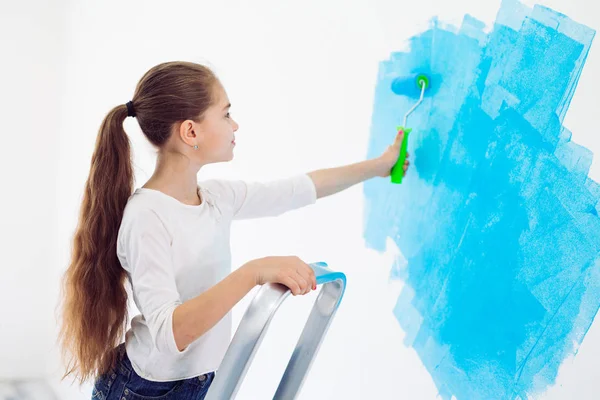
[205,262,347,400]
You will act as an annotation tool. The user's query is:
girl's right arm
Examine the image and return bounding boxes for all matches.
[172,255,316,352]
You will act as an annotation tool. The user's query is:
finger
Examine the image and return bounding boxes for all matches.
[301,265,317,291]
[293,271,310,295]
[281,276,302,296]
[296,263,316,290]
[394,130,404,146]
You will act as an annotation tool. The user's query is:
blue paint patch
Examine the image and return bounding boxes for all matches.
[363,0,597,398]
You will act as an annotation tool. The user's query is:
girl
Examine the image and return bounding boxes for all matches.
[59,61,409,400]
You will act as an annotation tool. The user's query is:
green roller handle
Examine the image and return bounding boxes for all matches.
[391,126,411,184]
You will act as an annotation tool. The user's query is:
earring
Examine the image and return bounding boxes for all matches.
[193,145,198,150]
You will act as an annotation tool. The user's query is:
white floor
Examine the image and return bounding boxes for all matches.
[0,381,58,400]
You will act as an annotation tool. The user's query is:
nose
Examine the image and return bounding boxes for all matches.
[232,118,239,132]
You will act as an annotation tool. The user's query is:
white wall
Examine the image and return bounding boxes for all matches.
[0,0,68,381]
[1,0,599,399]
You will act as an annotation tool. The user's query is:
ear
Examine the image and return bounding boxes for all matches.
[178,119,201,147]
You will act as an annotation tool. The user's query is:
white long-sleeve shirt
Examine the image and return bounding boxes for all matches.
[116,174,317,381]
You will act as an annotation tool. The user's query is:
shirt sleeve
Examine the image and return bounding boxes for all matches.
[119,209,184,355]
[206,173,317,220]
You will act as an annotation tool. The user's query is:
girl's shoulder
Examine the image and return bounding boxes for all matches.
[118,191,174,239]
[198,178,248,212]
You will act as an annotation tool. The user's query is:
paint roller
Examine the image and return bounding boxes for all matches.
[389,73,431,184]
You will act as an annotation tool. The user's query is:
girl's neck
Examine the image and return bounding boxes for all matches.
[142,152,203,206]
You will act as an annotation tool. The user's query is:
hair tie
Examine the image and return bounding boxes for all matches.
[126,101,136,118]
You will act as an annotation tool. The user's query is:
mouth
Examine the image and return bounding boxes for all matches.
[231,137,236,145]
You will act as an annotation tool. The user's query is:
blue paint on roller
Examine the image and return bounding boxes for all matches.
[363,0,597,399]
[391,72,442,98]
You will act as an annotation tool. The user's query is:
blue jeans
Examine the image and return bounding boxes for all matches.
[91,344,215,400]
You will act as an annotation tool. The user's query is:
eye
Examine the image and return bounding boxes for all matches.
[225,112,231,118]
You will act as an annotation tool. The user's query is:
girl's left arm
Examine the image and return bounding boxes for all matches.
[307,130,409,199]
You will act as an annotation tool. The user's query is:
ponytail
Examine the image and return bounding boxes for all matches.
[59,104,133,383]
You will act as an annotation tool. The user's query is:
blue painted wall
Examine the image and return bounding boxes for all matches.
[364,1,597,398]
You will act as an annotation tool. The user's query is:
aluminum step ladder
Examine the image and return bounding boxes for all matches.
[205,262,347,400]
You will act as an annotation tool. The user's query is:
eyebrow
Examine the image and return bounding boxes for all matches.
[223,103,231,110]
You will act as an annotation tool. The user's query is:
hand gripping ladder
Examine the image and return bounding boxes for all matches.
[205,262,347,400]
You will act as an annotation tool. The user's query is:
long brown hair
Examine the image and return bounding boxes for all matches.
[59,61,218,383]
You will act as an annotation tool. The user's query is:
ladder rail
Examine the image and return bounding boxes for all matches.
[274,277,344,399]
[205,262,346,400]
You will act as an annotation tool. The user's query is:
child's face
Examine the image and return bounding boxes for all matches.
[194,82,239,164]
